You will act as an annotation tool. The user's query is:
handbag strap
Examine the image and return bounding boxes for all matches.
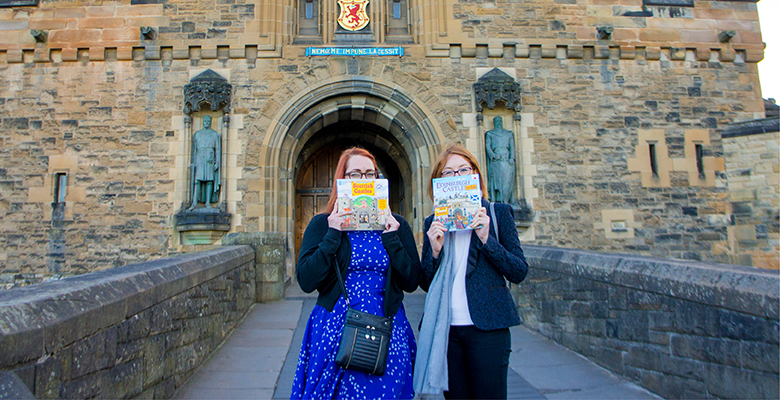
[490,202,499,243]
[333,258,351,307]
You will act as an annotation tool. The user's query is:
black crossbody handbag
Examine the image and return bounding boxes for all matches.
[333,261,393,376]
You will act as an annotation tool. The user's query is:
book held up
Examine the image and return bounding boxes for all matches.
[336,179,390,230]
[432,174,482,231]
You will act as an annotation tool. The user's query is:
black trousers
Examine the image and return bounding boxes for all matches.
[444,325,511,400]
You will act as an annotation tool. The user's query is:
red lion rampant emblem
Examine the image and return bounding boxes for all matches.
[346,4,362,25]
[338,0,369,31]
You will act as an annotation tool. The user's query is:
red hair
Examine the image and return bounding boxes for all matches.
[427,143,489,200]
[321,147,379,214]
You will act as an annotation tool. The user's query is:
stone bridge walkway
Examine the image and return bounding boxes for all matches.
[174,285,661,400]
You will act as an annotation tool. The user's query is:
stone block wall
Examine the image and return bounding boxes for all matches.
[0,246,256,399]
[722,130,779,269]
[0,49,767,276]
[0,0,772,279]
[517,245,780,399]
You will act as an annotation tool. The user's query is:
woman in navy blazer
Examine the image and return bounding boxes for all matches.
[420,143,529,399]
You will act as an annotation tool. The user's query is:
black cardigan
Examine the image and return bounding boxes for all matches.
[296,213,422,317]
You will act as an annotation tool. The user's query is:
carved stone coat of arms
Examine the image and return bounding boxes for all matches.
[337,0,369,31]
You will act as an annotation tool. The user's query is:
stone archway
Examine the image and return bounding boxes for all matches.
[293,128,408,257]
[256,76,452,276]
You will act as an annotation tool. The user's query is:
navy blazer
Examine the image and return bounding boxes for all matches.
[421,199,528,331]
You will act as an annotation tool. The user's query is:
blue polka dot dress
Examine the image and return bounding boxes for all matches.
[291,231,416,399]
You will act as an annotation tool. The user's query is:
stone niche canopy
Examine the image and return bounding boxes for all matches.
[473,68,523,113]
[183,69,232,114]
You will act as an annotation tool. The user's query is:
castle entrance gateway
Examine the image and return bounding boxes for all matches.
[294,123,408,255]
[261,78,448,277]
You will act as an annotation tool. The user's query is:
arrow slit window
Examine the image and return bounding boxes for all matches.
[695,143,705,178]
[649,143,659,178]
[54,172,67,203]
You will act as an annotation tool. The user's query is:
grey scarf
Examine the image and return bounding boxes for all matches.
[413,234,457,397]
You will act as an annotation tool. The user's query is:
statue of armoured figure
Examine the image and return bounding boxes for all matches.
[188,115,221,210]
[484,116,515,204]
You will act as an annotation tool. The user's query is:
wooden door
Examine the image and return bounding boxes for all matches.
[295,146,341,255]
[294,143,404,261]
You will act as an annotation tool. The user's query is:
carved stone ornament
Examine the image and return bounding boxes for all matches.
[718,30,736,43]
[473,68,522,113]
[140,26,156,41]
[337,0,370,31]
[30,29,47,43]
[597,26,614,40]
[183,70,232,115]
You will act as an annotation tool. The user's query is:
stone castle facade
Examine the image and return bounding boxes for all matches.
[0,0,776,283]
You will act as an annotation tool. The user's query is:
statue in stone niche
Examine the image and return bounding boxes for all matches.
[484,116,515,204]
[188,115,221,210]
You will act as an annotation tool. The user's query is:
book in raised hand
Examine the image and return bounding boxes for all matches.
[336,179,390,230]
[432,174,482,231]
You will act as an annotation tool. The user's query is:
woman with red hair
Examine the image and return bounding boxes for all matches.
[415,143,528,399]
[292,147,422,399]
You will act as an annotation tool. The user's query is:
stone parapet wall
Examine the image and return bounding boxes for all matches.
[516,244,780,399]
[0,246,256,399]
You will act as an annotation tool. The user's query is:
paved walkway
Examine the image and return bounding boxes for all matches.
[175,285,661,400]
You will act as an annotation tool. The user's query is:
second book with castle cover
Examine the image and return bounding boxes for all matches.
[432,174,482,231]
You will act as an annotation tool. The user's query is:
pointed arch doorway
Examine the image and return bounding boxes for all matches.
[294,121,408,256]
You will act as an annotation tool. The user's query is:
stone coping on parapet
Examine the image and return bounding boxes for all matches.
[521,244,780,320]
[0,246,254,366]
[0,42,764,64]
[722,117,780,138]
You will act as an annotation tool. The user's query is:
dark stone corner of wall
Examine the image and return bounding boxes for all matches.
[723,117,779,138]
[0,371,34,400]
[223,232,287,303]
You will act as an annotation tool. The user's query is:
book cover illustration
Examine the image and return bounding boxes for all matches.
[432,174,482,231]
[336,179,390,230]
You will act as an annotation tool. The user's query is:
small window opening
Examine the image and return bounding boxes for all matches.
[695,143,704,178]
[305,0,314,19]
[648,143,658,178]
[54,173,68,203]
[393,0,401,19]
